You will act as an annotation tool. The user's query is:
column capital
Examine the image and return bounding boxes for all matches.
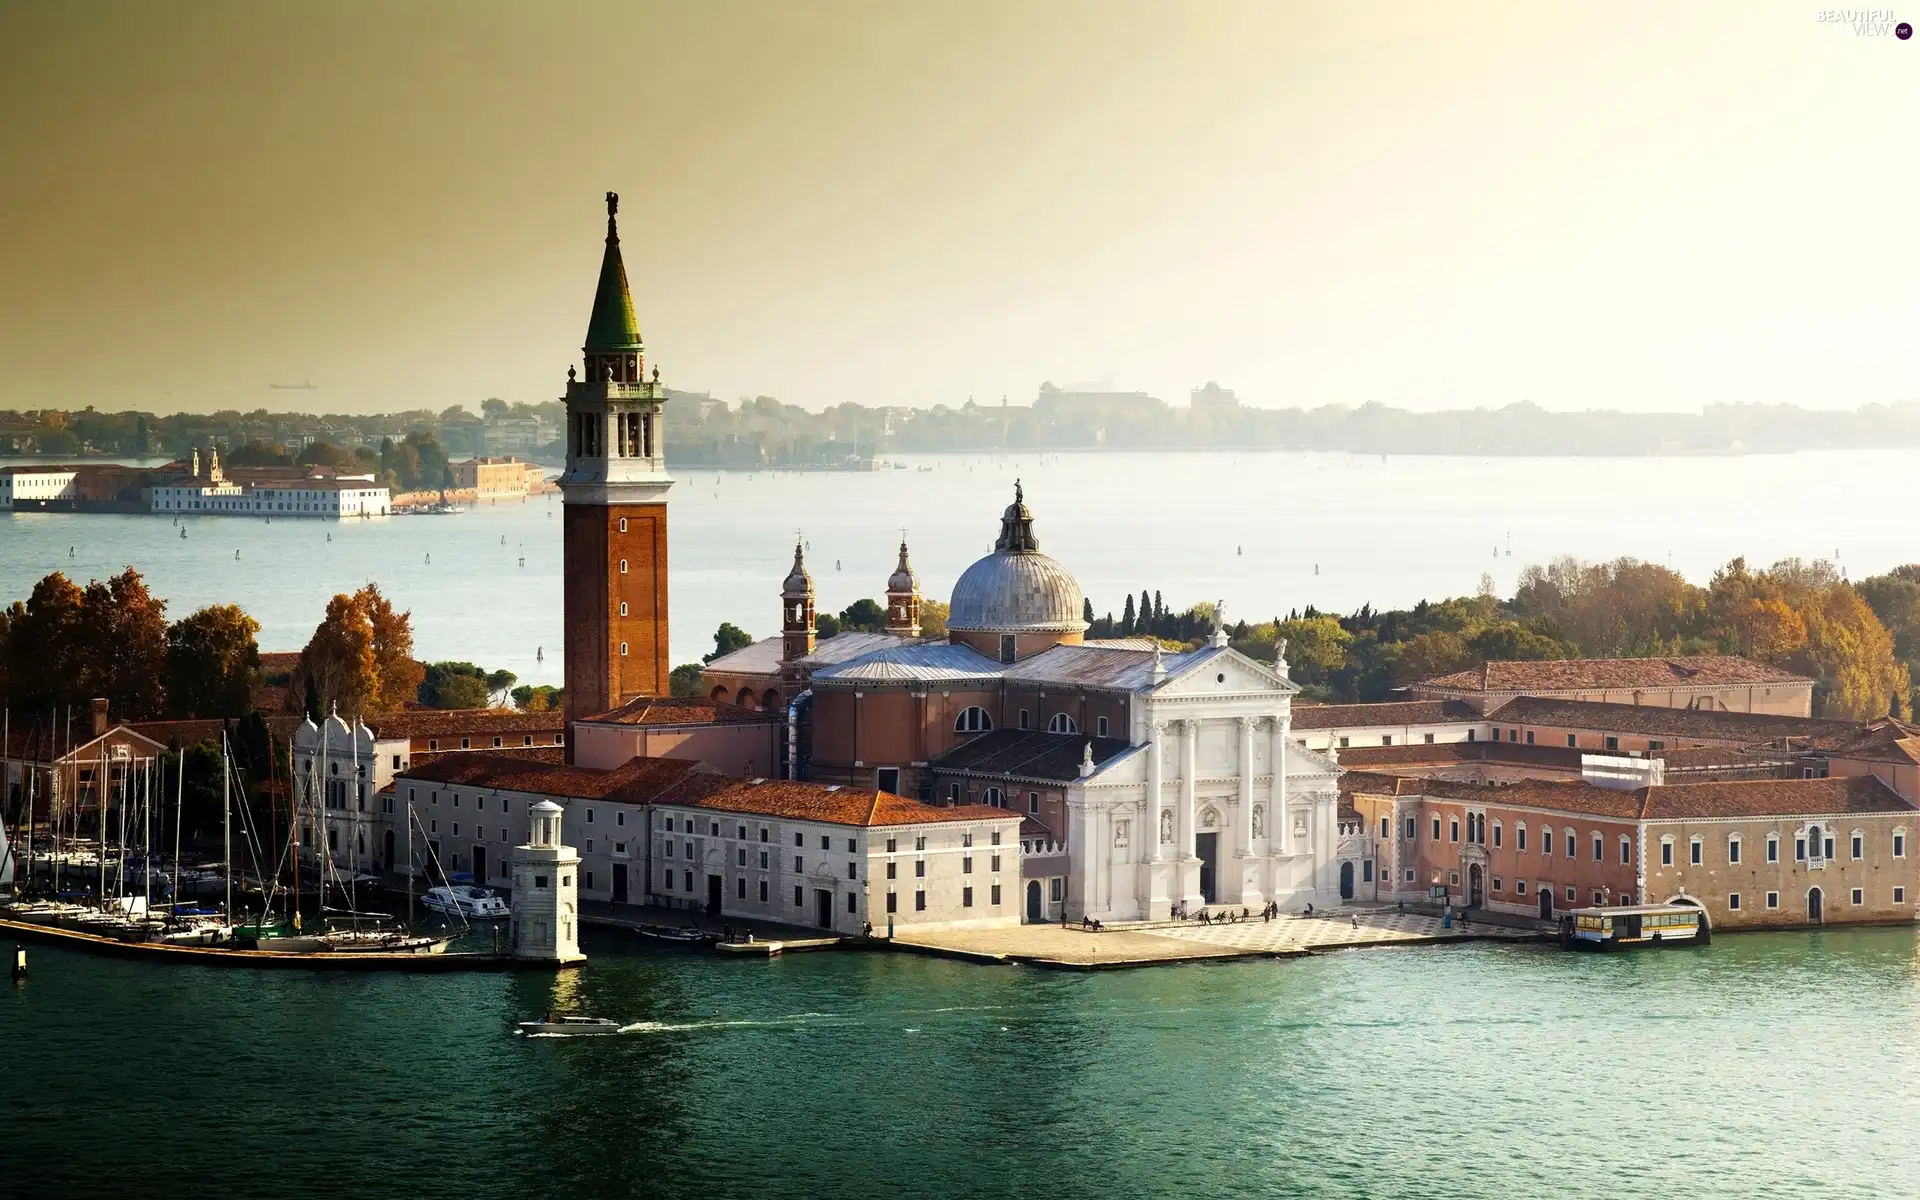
[1238,715,1255,730]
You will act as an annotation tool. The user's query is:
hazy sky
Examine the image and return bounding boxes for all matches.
[2,1,1914,416]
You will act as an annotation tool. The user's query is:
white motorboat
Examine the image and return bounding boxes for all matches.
[421,884,510,921]
[517,1016,622,1037]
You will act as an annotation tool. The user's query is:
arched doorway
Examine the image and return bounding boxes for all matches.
[1468,864,1484,908]
[1538,886,1554,920]
[1027,879,1043,922]
[1809,887,1824,923]
[1339,861,1355,900]
[735,687,756,710]
[709,685,728,702]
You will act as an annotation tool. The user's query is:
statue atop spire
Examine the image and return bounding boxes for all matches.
[994,481,1040,553]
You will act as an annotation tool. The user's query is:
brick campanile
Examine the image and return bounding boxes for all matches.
[561,191,672,744]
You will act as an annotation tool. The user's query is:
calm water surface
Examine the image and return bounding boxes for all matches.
[7,928,1920,1199]
[3,449,1917,687]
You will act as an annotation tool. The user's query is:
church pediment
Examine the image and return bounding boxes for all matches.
[1154,646,1299,698]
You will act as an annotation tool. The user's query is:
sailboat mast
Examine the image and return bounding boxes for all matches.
[97,748,107,907]
[317,712,328,916]
[171,747,183,913]
[290,736,301,929]
[222,733,232,921]
[406,798,414,929]
[142,755,153,912]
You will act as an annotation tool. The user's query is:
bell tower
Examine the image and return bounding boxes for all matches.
[885,537,921,637]
[780,540,817,676]
[561,191,672,737]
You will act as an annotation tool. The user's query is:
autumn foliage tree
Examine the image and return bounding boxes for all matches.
[0,569,169,719]
[287,584,425,717]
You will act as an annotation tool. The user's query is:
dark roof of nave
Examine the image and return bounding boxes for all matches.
[930,730,1134,783]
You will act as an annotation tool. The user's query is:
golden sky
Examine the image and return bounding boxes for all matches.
[1,1,1913,415]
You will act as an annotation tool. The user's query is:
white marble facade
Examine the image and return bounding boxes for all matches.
[1064,642,1342,921]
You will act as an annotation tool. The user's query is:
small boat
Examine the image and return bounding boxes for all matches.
[1558,904,1708,951]
[517,1016,622,1037]
[421,884,510,920]
[636,924,715,945]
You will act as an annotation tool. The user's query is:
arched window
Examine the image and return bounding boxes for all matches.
[1808,824,1825,861]
[1515,821,1527,852]
[954,706,993,733]
[984,786,1004,808]
[618,517,628,533]
[1562,827,1576,859]
[1047,713,1078,734]
[619,559,629,574]
[735,687,755,710]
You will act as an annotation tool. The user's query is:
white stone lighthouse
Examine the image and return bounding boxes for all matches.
[510,799,584,964]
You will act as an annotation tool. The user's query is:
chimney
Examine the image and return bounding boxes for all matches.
[90,697,109,738]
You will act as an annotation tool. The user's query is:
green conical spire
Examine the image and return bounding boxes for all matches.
[584,191,643,352]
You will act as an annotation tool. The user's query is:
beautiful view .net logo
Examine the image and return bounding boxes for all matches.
[1815,9,1914,36]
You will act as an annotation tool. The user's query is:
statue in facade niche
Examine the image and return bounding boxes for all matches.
[1160,809,1174,844]
[1252,805,1265,837]
[1114,821,1129,848]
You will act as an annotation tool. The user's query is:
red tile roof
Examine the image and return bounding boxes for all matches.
[1291,699,1481,730]
[1810,718,1920,765]
[667,780,1021,828]
[367,708,565,740]
[1421,656,1810,694]
[1640,775,1914,820]
[581,696,777,727]
[395,752,721,802]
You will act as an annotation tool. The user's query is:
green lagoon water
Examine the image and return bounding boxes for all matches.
[7,928,1920,1199]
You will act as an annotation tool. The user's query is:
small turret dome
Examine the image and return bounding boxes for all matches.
[887,540,918,594]
[782,541,813,598]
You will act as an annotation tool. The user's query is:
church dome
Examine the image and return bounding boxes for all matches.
[947,483,1086,634]
[887,540,918,595]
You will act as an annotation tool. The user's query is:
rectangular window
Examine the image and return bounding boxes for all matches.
[915,836,926,851]
[886,861,897,879]
[795,832,804,847]
[1432,817,1441,840]
[1338,736,1350,749]
[1765,891,1779,909]
[1526,731,1535,745]
[1097,716,1109,737]
[1896,833,1907,858]
[1028,792,1039,814]
[1593,835,1603,862]
[1690,840,1702,866]
[1449,818,1459,843]
[1381,817,1390,840]
[915,860,926,878]
[877,767,900,795]
[1404,817,1415,840]
[1564,887,1575,903]
[991,855,1001,872]
[1604,736,1619,751]
[1851,888,1864,906]
[821,835,831,850]
[1896,887,1908,904]
[915,890,927,912]
[795,886,804,907]
[1382,736,1393,746]
[962,886,974,907]
[1515,880,1527,895]
[1517,827,1527,852]
[737,876,746,899]
[737,848,746,866]
[962,856,973,874]
[1767,836,1779,863]
[1507,729,1518,743]
[948,784,960,803]
[1493,825,1502,849]
[1466,729,1476,742]
[1491,876,1502,892]
[1661,841,1673,866]
[759,880,769,902]
[1019,709,1030,730]
[683,870,692,891]
[760,827,769,842]
[1795,838,1807,862]
[759,850,769,869]
[794,857,803,872]
[886,891,898,913]
[847,862,858,880]
[1852,834,1863,860]
[1728,892,1741,911]
[1621,838,1632,865]
[1542,830,1553,856]
[848,892,858,914]
[1424,733,1435,744]
[1566,734,1577,748]
[1592,890,1604,905]
[886,837,897,853]
[585,871,595,891]
[990,884,1002,905]
[1403,869,1415,882]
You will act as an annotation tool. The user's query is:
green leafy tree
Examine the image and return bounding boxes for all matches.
[705,622,754,663]
[838,598,887,633]
[165,604,261,718]
[669,663,705,698]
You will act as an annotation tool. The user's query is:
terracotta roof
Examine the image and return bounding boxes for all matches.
[1337,770,1426,797]
[1639,775,1914,820]
[1421,656,1810,694]
[929,730,1132,783]
[1483,696,1850,745]
[365,708,566,739]
[1291,699,1481,731]
[407,745,567,771]
[258,651,301,677]
[666,779,1022,828]
[1809,718,1920,765]
[395,752,723,802]
[581,696,776,727]
[1337,742,1586,770]
[1337,770,1645,818]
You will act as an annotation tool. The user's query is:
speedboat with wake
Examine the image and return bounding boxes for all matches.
[517,1015,622,1037]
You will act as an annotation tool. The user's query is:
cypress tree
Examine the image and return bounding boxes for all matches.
[1140,591,1153,635]
[1121,593,1136,635]
[1083,597,1095,624]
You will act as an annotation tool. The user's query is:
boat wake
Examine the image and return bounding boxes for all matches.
[616,1012,843,1035]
